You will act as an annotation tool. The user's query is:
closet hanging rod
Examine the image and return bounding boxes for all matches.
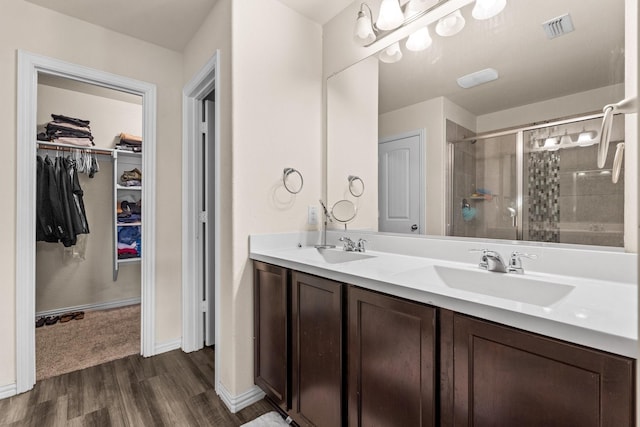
[37,141,114,157]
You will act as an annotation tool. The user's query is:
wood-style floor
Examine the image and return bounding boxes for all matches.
[0,347,273,426]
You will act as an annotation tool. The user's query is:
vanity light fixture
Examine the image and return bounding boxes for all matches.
[379,41,403,63]
[543,136,560,150]
[472,0,507,20]
[436,10,466,36]
[376,0,405,31]
[577,130,598,146]
[354,3,377,45]
[457,68,499,88]
[406,26,433,51]
[559,132,572,146]
[404,0,439,19]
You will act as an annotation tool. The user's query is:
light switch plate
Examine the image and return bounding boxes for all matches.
[308,206,318,225]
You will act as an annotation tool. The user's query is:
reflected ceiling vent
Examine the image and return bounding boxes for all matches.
[542,13,575,39]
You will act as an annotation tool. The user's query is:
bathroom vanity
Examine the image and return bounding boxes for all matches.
[251,232,636,426]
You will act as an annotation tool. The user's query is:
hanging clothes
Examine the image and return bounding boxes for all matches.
[36,154,90,247]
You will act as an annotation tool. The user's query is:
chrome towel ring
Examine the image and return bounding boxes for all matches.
[348,175,365,197]
[283,167,304,194]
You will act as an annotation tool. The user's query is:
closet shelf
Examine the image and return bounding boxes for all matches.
[117,257,141,264]
[116,185,142,191]
[114,150,142,281]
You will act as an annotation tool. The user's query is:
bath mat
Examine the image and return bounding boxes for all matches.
[241,411,289,427]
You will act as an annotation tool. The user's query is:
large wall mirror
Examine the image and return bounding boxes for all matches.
[326,0,634,249]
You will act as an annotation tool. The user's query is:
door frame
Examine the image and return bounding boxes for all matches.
[16,50,157,393]
[378,129,426,234]
[181,52,221,392]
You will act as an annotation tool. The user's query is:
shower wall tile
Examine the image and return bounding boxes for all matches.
[559,194,624,224]
[559,171,624,196]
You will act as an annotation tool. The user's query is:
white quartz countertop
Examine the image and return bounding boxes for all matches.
[250,242,637,358]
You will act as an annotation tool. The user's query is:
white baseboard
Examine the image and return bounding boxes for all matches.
[217,382,266,414]
[154,338,181,355]
[36,297,141,318]
[0,383,17,400]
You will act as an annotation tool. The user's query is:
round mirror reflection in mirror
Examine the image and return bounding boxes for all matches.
[331,199,357,223]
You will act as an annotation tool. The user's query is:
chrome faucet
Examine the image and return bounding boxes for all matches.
[355,238,367,253]
[314,199,336,249]
[470,249,508,273]
[339,236,356,251]
[507,251,537,274]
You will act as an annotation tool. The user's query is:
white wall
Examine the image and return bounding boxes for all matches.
[379,97,447,234]
[35,82,142,312]
[477,84,625,132]
[0,0,183,388]
[184,0,323,397]
[230,0,323,395]
[327,56,379,231]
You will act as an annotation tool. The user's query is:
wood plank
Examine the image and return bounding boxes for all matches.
[0,347,273,426]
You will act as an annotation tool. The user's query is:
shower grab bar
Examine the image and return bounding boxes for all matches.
[597,96,637,170]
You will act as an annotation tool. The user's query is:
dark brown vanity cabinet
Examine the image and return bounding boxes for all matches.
[254,262,635,426]
[443,312,635,427]
[348,286,437,427]
[291,272,344,427]
[253,261,289,410]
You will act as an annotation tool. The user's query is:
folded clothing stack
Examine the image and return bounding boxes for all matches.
[120,168,142,187]
[37,114,94,147]
[117,200,141,223]
[116,132,142,152]
[117,225,141,259]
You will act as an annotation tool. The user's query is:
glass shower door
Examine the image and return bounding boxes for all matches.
[450,134,518,240]
[522,116,625,246]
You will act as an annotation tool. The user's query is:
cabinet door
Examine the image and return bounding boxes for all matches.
[451,314,634,426]
[254,261,289,409]
[291,272,344,427]
[348,286,437,427]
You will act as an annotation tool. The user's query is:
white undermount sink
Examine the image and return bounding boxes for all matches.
[315,248,375,264]
[434,265,575,306]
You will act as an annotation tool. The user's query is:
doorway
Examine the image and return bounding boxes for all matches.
[16,50,157,394]
[378,130,425,234]
[182,52,221,393]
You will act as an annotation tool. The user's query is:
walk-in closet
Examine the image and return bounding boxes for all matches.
[35,74,143,380]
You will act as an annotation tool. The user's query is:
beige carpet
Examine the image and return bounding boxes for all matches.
[36,304,140,380]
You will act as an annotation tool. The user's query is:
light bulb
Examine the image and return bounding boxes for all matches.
[436,10,466,36]
[354,10,376,45]
[379,42,403,63]
[404,0,437,19]
[405,27,433,52]
[376,0,404,31]
[560,134,572,145]
[577,130,597,144]
[472,0,507,20]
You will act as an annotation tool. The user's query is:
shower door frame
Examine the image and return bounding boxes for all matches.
[446,111,608,241]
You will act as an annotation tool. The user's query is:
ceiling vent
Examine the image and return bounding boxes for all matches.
[542,13,575,39]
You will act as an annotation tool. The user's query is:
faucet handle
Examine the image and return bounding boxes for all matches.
[508,251,537,274]
[469,248,489,269]
[339,236,355,251]
[356,238,367,252]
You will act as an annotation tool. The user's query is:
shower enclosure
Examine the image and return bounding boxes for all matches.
[447,114,625,247]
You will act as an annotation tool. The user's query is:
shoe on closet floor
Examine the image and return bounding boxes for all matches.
[60,313,74,323]
[45,316,59,326]
[35,317,48,328]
